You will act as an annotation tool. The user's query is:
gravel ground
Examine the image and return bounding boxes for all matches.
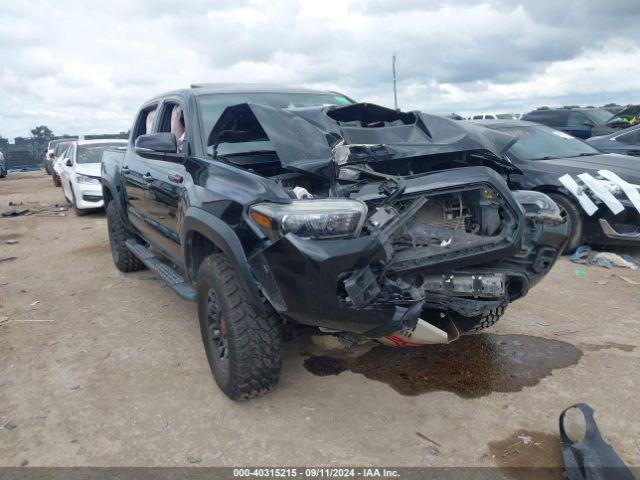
[1,171,639,472]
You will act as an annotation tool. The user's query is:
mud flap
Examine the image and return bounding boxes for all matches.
[559,403,636,480]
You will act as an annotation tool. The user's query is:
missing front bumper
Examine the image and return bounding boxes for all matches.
[250,171,566,337]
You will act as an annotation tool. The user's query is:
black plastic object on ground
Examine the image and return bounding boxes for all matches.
[560,403,636,480]
[1,209,30,217]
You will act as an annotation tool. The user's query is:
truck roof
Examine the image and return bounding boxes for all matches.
[150,83,342,100]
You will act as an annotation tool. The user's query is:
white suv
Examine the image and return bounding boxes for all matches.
[59,139,127,215]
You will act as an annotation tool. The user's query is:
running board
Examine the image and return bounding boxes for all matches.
[125,239,197,302]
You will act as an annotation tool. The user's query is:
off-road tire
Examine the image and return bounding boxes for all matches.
[71,189,89,216]
[547,193,583,253]
[197,253,281,400]
[106,201,145,272]
[452,306,506,334]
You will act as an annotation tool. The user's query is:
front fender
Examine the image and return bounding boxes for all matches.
[101,150,129,215]
[182,207,265,313]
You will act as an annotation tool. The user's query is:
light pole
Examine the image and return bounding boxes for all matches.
[392,53,398,111]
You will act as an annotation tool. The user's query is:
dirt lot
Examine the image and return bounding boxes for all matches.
[1,171,639,471]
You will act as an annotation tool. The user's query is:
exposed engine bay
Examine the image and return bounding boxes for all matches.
[210,102,568,345]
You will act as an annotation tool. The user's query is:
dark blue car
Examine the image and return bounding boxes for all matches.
[521,108,613,139]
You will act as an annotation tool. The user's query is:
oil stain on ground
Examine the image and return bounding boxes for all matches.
[303,334,582,398]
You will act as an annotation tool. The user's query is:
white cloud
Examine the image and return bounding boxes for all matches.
[0,0,638,138]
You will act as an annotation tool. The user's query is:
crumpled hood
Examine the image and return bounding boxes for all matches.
[74,162,102,178]
[207,102,519,179]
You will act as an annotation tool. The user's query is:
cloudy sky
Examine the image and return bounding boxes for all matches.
[1,0,639,139]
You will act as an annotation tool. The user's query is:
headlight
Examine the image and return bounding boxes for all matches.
[512,190,564,225]
[76,174,100,185]
[249,199,367,240]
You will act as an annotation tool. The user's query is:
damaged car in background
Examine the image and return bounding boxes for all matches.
[473,120,640,251]
[102,85,568,400]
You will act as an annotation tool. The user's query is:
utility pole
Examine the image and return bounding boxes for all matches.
[392,53,399,111]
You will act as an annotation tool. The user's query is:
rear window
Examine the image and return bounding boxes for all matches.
[76,143,125,164]
[584,109,613,125]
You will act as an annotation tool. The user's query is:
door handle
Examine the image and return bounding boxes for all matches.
[143,172,154,182]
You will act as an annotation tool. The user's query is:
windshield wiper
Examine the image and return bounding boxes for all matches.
[576,152,599,157]
[531,156,554,160]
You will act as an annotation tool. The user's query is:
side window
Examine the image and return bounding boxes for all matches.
[472,115,483,120]
[617,130,640,145]
[57,144,70,163]
[54,143,67,157]
[157,101,186,151]
[545,111,567,127]
[524,112,544,123]
[567,111,588,128]
[133,105,158,140]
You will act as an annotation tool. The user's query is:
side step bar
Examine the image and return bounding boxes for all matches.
[125,239,197,302]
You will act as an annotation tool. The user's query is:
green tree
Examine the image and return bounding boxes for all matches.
[30,125,54,141]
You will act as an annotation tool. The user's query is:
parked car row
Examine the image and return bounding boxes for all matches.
[465,105,640,140]
[45,138,127,214]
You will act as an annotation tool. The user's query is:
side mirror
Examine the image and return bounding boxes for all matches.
[135,133,183,161]
[583,121,595,128]
[65,158,72,167]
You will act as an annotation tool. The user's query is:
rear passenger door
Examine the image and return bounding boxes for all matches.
[123,103,158,238]
[141,98,187,262]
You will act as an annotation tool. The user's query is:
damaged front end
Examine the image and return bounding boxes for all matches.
[211,102,568,344]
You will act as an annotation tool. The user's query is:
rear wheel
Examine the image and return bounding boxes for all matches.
[197,253,281,400]
[547,193,583,253]
[106,201,145,272]
[450,306,506,334]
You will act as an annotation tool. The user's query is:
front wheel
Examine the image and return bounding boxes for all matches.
[547,193,583,253]
[197,253,281,400]
[71,189,89,216]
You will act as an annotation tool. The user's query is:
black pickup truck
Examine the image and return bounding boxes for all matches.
[102,83,568,400]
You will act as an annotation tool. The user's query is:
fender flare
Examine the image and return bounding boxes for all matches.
[182,207,265,313]
[101,177,128,213]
